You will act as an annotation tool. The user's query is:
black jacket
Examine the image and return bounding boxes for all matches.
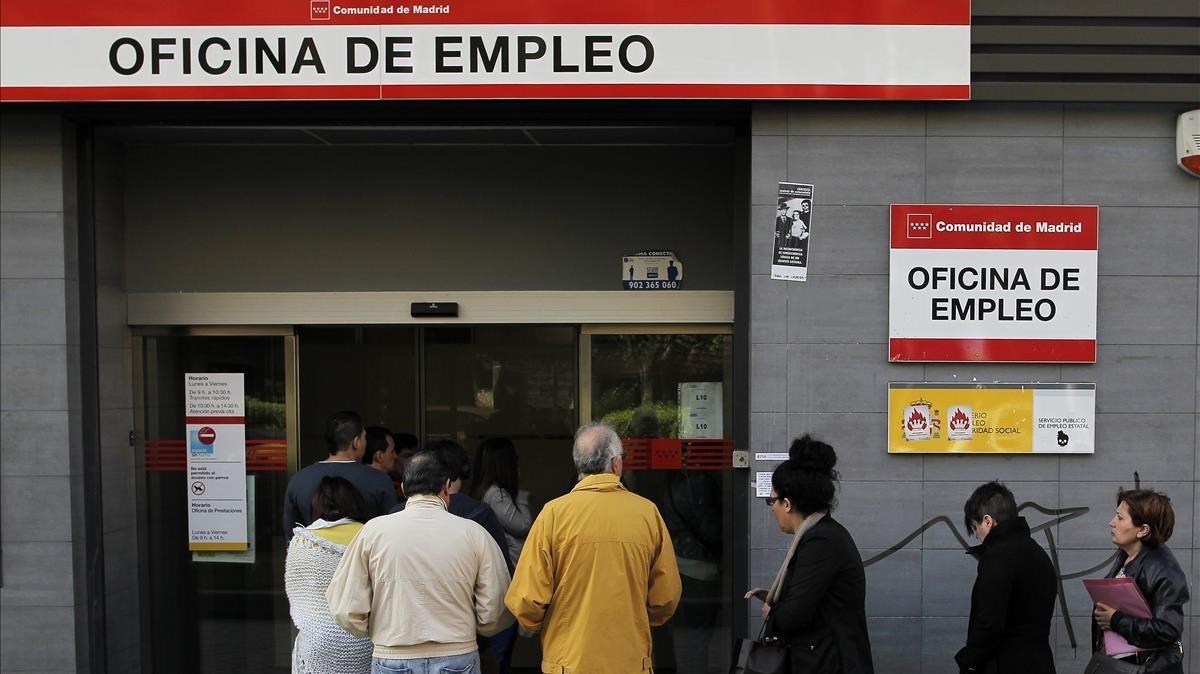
[955,517,1057,674]
[1091,545,1189,673]
[766,516,874,674]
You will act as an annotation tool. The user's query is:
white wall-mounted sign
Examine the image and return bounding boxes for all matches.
[0,1,970,102]
[185,373,248,551]
[889,204,1098,363]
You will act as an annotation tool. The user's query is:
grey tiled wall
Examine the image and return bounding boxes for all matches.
[0,114,81,672]
[748,102,1200,673]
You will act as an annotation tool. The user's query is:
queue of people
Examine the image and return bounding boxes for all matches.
[283,412,1189,674]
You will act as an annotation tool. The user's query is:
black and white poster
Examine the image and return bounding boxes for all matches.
[770,182,814,282]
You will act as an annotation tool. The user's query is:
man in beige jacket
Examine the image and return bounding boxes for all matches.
[327,450,513,673]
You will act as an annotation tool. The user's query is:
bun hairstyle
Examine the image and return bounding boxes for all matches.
[771,434,839,514]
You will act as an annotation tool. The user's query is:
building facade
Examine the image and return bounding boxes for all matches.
[1,1,1198,672]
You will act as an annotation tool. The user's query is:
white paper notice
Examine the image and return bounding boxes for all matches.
[755,472,774,498]
[185,373,248,551]
[755,452,790,462]
[679,382,723,439]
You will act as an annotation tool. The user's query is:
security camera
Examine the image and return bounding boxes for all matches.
[1178,110,1200,178]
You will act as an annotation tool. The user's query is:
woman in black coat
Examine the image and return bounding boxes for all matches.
[1092,489,1189,673]
[746,435,874,674]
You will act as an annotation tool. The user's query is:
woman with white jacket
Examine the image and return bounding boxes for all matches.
[284,475,372,674]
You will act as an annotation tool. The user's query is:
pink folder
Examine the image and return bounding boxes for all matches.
[1083,577,1153,656]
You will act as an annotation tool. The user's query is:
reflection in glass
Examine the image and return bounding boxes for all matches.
[297,326,417,469]
[589,332,733,674]
[142,336,290,673]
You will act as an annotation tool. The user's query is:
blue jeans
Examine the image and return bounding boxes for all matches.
[486,625,518,674]
[372,651,479,674]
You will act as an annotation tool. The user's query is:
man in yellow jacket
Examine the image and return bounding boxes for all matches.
[505,422,682,674]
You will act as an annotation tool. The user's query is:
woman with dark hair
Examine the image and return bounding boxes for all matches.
[470,437,531,674]
[1091,488,1189,673]
[471,437,532,563]
[745,435,873,674]
[285,476,371,674]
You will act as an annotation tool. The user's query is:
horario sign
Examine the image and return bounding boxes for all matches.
[0,0,970,101]
[889,204,1099,363]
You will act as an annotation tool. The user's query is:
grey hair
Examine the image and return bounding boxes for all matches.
[572,422,622,475]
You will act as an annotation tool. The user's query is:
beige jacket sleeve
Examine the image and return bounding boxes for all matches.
[474,528,515,637]
[325,530,373,639]
[646,511,683,627]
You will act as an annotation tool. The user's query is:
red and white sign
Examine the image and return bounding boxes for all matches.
[889,205,1099,363]
[185,373,248,551]
[0,0,970,102]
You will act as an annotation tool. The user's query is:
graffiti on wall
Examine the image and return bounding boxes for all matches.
[863,474,1142,649]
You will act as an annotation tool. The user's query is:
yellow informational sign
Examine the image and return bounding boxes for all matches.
[888,382,1095,454]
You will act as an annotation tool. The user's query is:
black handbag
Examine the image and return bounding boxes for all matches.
[729,622,789,674]
[1082,651,1143,674]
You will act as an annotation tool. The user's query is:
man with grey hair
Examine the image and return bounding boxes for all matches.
[506,422,681,674]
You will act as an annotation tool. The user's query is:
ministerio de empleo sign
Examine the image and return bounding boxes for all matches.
[0,0,970,101]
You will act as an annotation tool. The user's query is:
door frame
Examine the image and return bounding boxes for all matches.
[131,325,299,672]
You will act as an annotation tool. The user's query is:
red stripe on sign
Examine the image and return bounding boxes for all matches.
[0,0,969,27]
[890,205,1099,250]
[381,83,971,100]
[0,84,382,102]
[185,416,246,424]
[889,338,1097,363]
[0,83,971,103]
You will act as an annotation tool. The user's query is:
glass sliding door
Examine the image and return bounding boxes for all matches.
[136,330,296,674]
[296,326,418,467]
[583,326,735,674]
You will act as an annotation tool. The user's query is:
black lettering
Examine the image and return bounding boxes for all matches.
[347,37,379,74]
[109,38,143,75]
[151,38,176,75]
[238,37,248,74]
[292,37,324,73]
[435,36,463,73]
[1041,268,1062,290]
[958,267,978,291]
[951,298,971,321]
[618,34,653,73]
[385,36,413,73]
[932,297,949,320]
[517,36,546,72]
[469,36,507,72]
[182,37,192,74]
[1035,299,1056,321]
[199,37,231,75]
[978,298,997,317]
[1063,268,1080,291]
[908,267,929,290]
[256,37,286,74]
[552,36,579,72]
[585,35,613,72]
[932,267,950,289]
[1011,268,1030,290]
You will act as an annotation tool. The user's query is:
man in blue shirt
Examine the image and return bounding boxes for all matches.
[283,410,398,540]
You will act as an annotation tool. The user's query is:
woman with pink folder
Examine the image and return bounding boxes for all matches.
[1089,489,1189,673]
